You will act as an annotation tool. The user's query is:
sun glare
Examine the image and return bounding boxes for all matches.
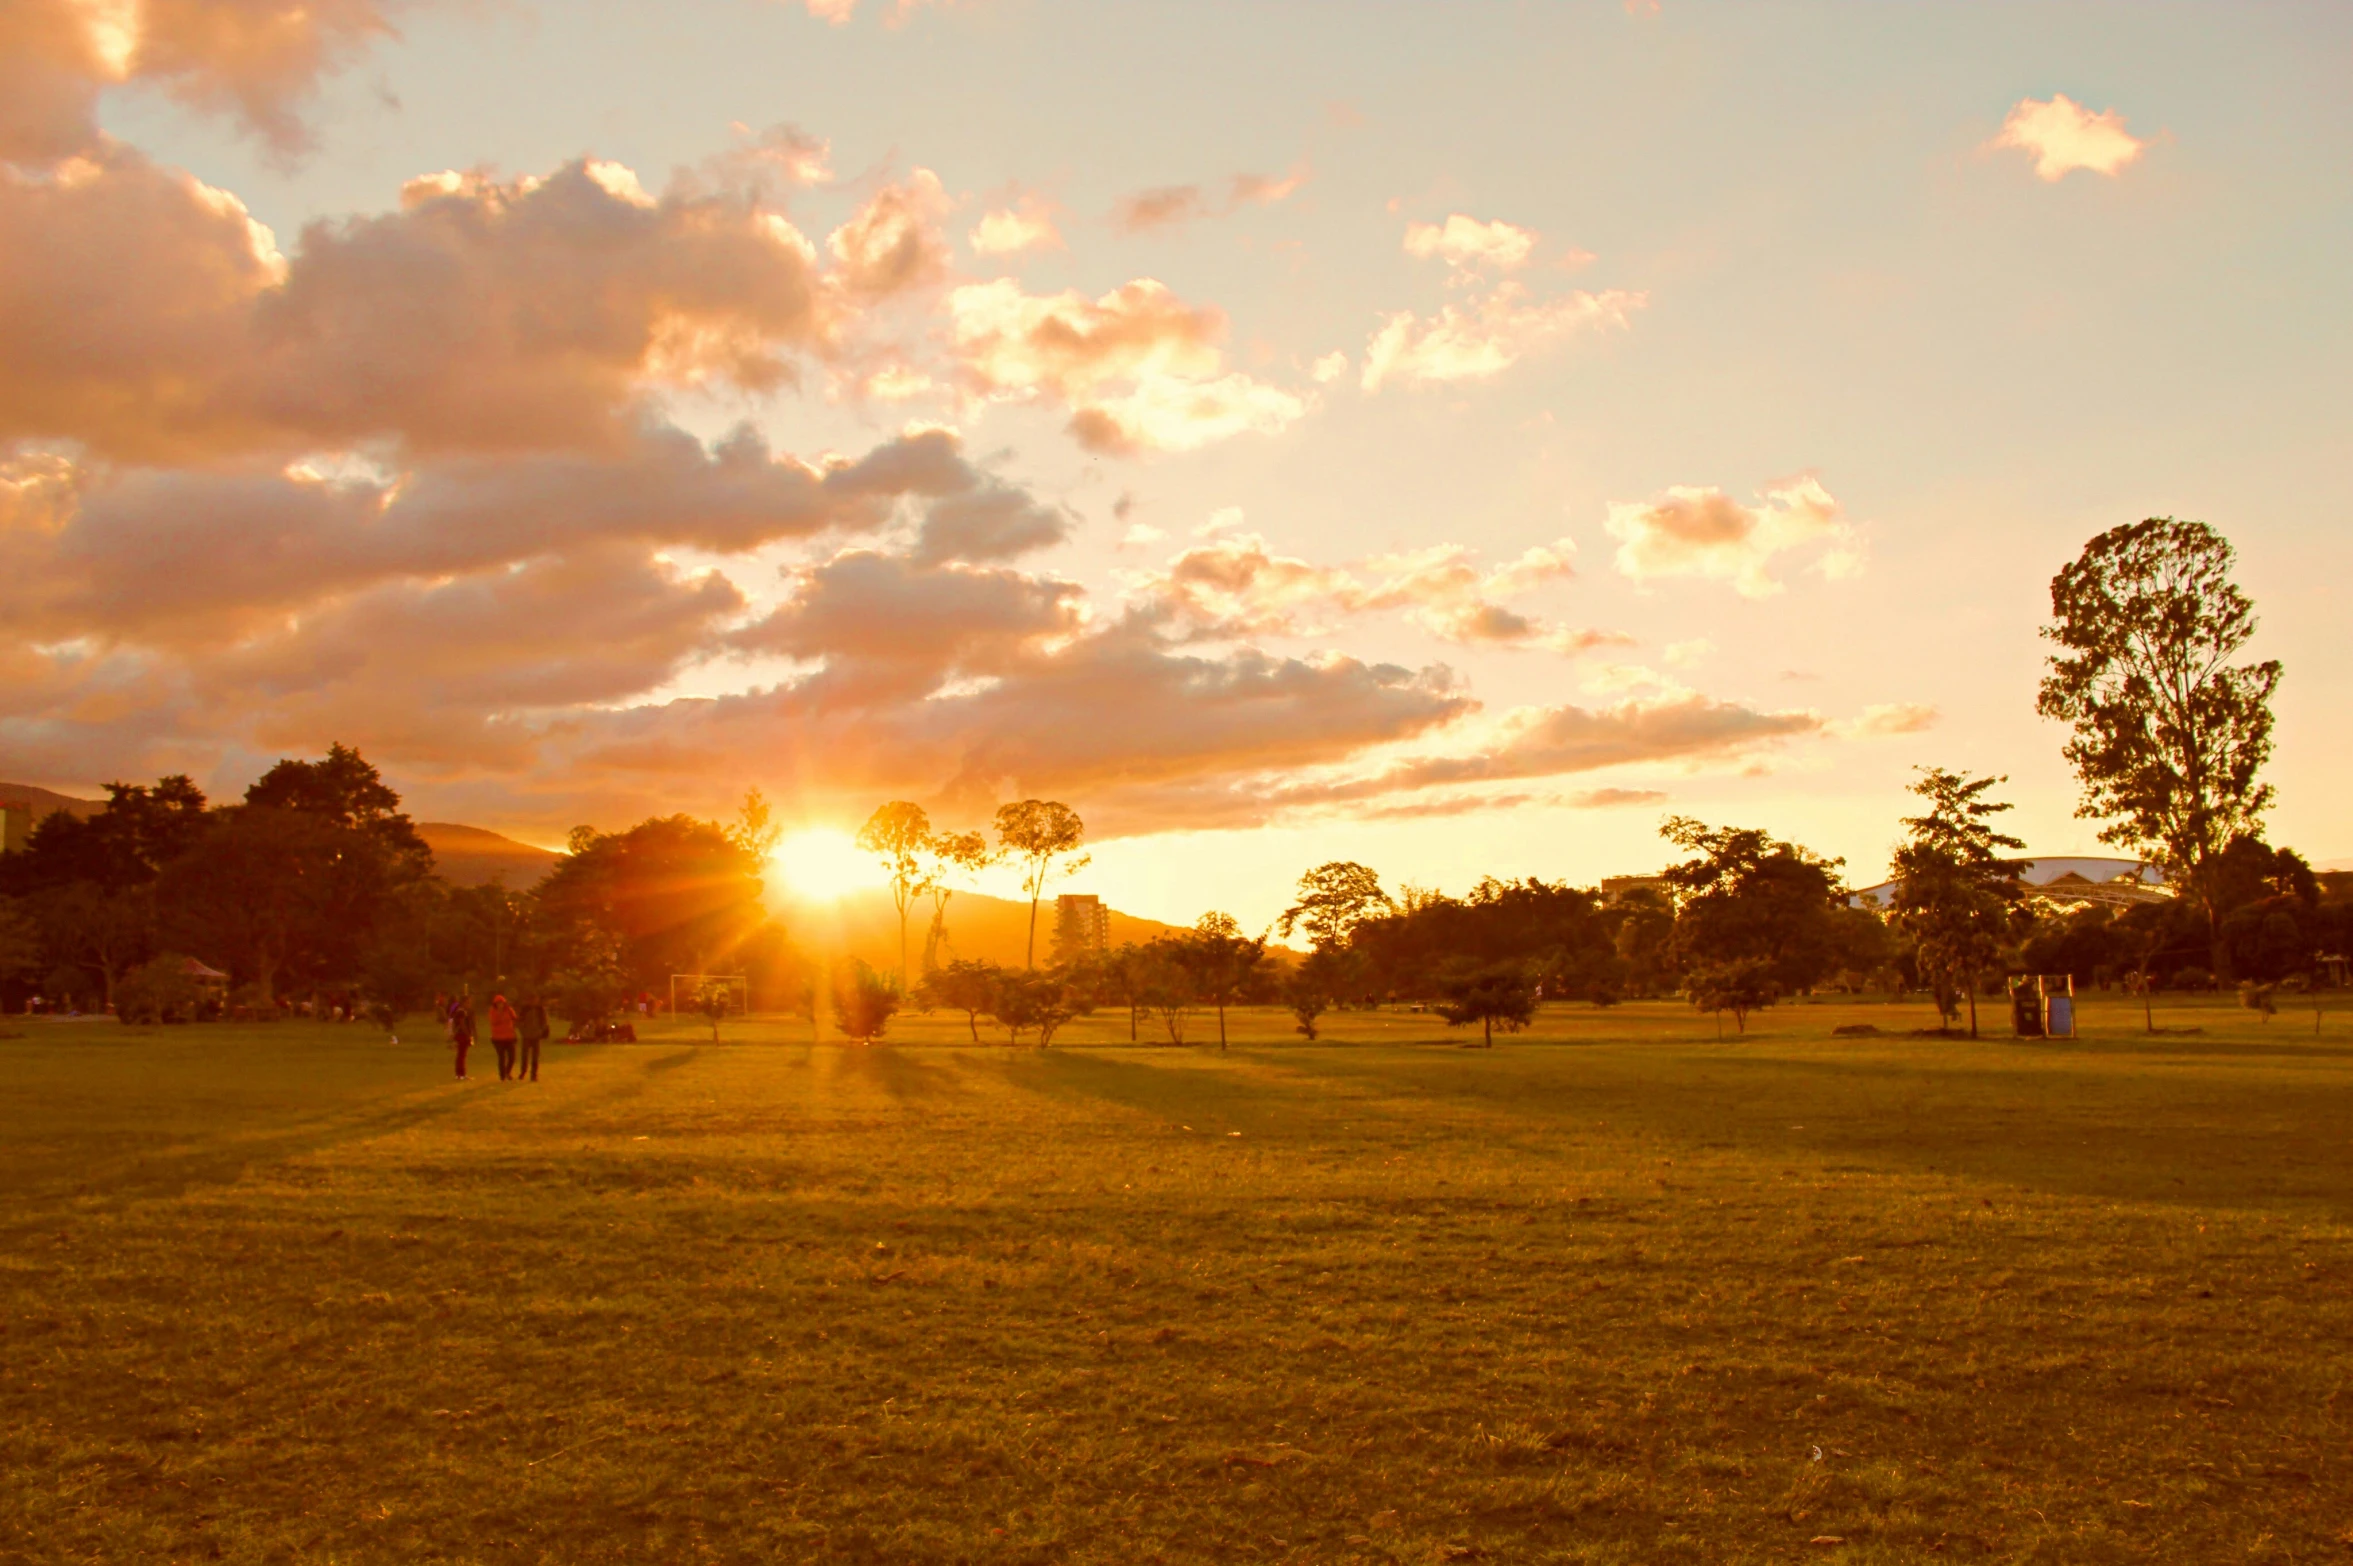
[773,827,883,903]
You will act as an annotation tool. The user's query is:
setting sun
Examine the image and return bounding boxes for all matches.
[772,827,883,903]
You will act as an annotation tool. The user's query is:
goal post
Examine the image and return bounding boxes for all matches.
[669,973,750,1018]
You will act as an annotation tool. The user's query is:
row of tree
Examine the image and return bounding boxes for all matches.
[0,515,2333,1043]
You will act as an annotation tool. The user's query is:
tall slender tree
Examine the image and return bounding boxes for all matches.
[2038,518,2281,974]
[994,800,1088,968]
[1888,768,2026,1038]
[856,801,933,987]
[916,828,990,974]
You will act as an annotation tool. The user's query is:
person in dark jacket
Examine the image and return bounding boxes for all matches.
[516,996,549,1082]
[449,996,476,1081]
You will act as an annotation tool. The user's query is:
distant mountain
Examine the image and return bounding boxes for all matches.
[775,885,1198,975]
[0,782,103,822]
[414,823,563,888]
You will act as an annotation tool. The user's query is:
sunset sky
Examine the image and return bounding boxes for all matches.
[4,0,2348,927]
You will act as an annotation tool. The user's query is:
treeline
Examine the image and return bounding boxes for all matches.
[0,746,807,1028]
[867,783,2348,1051]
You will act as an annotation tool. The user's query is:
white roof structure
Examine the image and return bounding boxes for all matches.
[1850,856,2167,911]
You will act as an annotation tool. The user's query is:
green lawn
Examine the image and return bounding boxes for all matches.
[5,995,2352,1562]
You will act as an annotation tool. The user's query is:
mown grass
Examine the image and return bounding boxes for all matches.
[5,994,2352,1562]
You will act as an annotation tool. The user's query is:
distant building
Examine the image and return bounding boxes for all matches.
[1053,894,1110,962]
[1600,875,1671,905]
[1849,856,2168,911]
[1,801,30,855]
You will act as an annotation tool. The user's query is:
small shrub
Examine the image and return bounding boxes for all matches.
[831,960,900,1044]
[116,956,207,1025]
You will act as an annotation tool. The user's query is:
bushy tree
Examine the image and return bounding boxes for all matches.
[1435,961,1538,1047]
[916,958,1002,1042]
[1174,912,1267,1050]
[1278,861,1393,952]
[2039,518,2282,975]
[115,955,208,1025]
[1888,768,2026,1037]
[538,815,769,992]
[1284,948,1351,1040]
[1660,817,1845,999]
[1351,876,1620,1001]
[830,959,900,1044]
[988,967,1090,1047]
[1687,957,1779,1038]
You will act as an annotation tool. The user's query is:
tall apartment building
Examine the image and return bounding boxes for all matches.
[0,802,30,856]
[1052,893,1110,962]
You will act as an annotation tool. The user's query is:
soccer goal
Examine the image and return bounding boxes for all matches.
[669,973,750,1018]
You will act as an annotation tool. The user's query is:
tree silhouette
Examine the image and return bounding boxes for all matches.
[857,801,933,987]
[1278,861,1393,951]
[2039,518,2281,974]
[994,800,1088,968]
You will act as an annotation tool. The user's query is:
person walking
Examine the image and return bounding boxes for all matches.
[517,994,549,1082]
[488,993,519,1081]
[450,995,476,1081]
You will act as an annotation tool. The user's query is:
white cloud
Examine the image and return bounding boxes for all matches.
[1403,214,1537,270]
[968,196,1063,257]
[1362,283,1643,391]
[1988,94,2148,182]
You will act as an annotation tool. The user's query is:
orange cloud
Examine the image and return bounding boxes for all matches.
[0,148,831,461]
[0,426,1029,645]
[1988,94,2148,182]
[947,277,1307,454]
[1604,473,1862,597]
[1124,529,1619,653]
[827,169,954,300]
[0,0,403,162]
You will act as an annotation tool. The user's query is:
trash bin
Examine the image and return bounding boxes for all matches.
[2046,993,2073,1038]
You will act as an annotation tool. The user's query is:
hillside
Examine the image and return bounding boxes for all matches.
[415,823,562,888]
[774,886,1199,975]
[0,782,104,822]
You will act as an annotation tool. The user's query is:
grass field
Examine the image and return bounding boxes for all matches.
[5,994,2352,1562]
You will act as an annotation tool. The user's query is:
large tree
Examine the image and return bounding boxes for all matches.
[0,775,208,896]
[1888,768,2026,1037]
[1277,861,1394,952]
[994,800,1087,969]
[1660,817,1845,1004]
[2038,518,2281,973]
[537,815,770,992]
[157,806,347,1002]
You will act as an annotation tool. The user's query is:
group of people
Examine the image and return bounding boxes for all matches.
[439,991,550,1082]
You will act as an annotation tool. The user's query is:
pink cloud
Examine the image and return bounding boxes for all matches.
[1604,473,1863,597]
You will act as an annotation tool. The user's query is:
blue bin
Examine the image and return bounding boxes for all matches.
[2046,994,2074,1037]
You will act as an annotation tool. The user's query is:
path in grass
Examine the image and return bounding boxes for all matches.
[4,997,2351,1562]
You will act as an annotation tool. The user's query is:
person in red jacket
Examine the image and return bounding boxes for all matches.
[449,996,476,1081]
[488,993,520,1080]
